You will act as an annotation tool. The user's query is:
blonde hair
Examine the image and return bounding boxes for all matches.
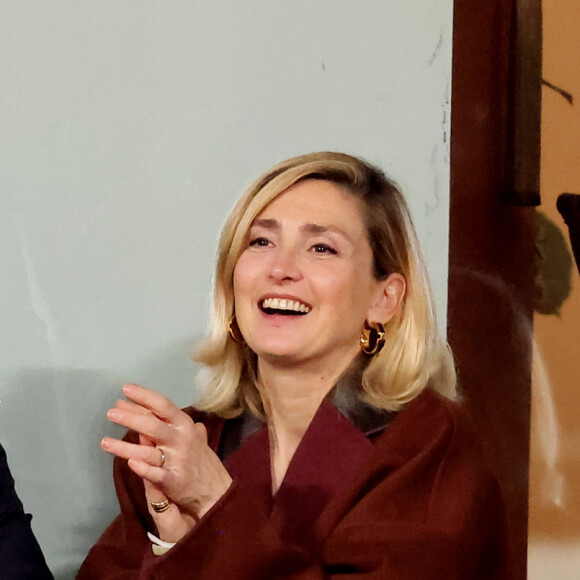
[194,152,456,417]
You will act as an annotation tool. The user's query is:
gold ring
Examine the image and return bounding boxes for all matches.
[159,451,166,467]
[150,499,171,513]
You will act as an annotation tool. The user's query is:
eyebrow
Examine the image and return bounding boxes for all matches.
[252,218,352,240]
[253,218,279,230]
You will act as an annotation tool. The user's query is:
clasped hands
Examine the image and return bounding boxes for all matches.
[101,383,233,543]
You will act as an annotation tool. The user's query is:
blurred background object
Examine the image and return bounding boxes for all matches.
[557,193,580,273]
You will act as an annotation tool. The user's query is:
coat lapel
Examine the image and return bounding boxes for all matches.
[224,425,273,514]
[216,384,396,552]
[271,399,374,548]
[224,399,376,550]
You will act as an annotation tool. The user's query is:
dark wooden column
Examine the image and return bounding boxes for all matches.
[449,1,541,578]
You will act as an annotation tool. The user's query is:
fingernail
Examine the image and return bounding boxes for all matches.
[123,383,136,395]
[107,409,120,420]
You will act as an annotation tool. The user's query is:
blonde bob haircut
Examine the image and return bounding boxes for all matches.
[194,152,456,418]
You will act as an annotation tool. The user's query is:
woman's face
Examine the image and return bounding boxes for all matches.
[233,179,386,372]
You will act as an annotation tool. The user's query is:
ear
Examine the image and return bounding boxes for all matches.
[366,273,406,325]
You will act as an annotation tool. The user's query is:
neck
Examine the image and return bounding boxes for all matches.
[257,351,358,491]
[259,356,353,435]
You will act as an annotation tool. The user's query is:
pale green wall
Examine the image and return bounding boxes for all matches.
[0,1,453,577]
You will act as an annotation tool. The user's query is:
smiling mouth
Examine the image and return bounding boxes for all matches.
[259,297,311,315]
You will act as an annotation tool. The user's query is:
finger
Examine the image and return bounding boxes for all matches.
[115,398,152,415]
[122,384,179,423]
[139,433,155,447]
[101,437,165,466]
[106,406,169,442]
[144,478,168,504]
[143,479,196,543]
[139,433,167,468]
[143,480,177,526]
[140,434,167,466]
[127,458,165,485]
[191,421,208,444]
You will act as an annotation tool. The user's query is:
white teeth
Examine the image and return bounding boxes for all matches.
[262,297,310,313]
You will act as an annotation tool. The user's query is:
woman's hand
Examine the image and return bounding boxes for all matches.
[101,384,232,542]
[138,433,197,543]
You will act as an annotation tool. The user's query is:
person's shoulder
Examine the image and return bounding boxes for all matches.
[375,388,484,467]
[399,388,475,437]
[0,442,9,479]
[371,388,502,516]
[0,442,24,517]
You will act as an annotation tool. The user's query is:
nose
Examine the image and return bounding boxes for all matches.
[269,247,303,284]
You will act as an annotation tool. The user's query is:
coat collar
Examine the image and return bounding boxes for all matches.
[329,362,397,436]
[220,369,397,550]
[218,360,397,461]
[224,398,378,549]
[217,390,395,463]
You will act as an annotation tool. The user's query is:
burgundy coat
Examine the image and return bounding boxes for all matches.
[77,389,512,579]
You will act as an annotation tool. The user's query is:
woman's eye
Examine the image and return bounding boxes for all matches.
[312,243,337,255]
[249,237,271,248]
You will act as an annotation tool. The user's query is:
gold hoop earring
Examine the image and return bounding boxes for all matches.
[228,314,245,344]
[360,321,386,355]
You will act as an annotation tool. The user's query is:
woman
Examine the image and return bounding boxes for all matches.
[78,152,511,579]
